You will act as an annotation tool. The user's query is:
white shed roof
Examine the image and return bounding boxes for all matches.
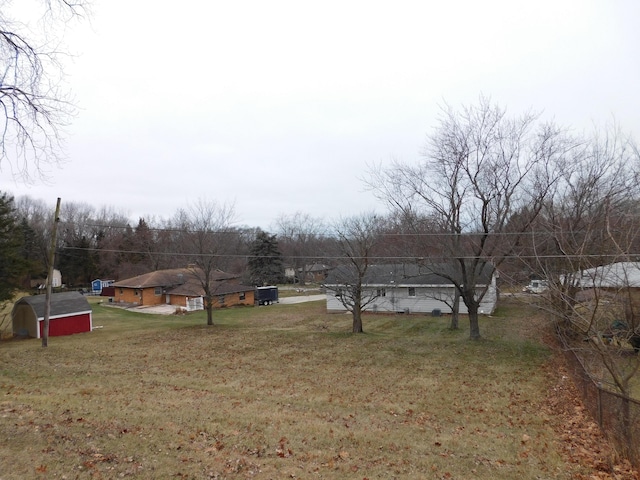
[578,262,640,288]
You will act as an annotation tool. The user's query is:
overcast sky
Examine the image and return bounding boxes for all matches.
[3,0,640,230]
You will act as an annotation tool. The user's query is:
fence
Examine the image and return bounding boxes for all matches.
[558,330,640,466]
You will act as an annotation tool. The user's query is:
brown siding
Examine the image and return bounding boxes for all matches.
[167,291,255,310]
[115,285,255,309]
[167,294,188,309]
[114,286,164,305]
[101,286,115,297]
[211,291,255,308]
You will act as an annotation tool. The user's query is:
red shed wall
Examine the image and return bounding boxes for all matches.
[38,313,92,337]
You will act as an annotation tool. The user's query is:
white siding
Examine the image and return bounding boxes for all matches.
[186,296,204,312]
[479,282,498,314]
[326,281,497,315]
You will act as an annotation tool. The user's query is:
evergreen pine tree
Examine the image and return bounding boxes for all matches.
[58,235,99,287]
[0,193,28,301]
[248,230,284,285]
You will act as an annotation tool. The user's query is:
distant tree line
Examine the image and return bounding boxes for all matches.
[2,196,423,291]
[2,97,640,343]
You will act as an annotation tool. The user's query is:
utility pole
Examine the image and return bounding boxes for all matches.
[42,198,61,348]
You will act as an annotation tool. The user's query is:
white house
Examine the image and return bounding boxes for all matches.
[31,269,63,289]
[324,263,497,315]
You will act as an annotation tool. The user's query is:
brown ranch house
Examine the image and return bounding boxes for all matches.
[113,267,255,312]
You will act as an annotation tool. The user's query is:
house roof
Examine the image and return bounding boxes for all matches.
[13,291,91,319]
[324,263,494,286]
[168,279,254,297]
[303,263,330,272]
[114,267,254,298]
[577,262,640,288]
[113,267,238,289]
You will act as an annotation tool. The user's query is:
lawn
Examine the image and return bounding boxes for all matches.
[0,298,601,479]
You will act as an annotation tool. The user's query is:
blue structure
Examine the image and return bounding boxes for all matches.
[91,279,114,294]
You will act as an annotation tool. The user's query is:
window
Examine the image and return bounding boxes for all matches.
[377,288,386,297]
[408,287,416,298]
[239,292,245,300]
[154,287,162,296]
[218,294,225,305]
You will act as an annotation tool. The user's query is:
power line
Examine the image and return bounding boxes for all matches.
[69,222,640,241]
[59,245,640,262]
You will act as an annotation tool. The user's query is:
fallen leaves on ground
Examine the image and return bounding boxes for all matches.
[543,354,639,479]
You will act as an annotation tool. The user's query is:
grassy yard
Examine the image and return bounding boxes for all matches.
[0,298,594,479]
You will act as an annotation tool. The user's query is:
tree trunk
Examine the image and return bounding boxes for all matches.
[299,264,307,287]
[468,303,481,340]
[352,308,364,333]
[450,290,460,330]
[206,300,214,326]
[43,197,61,348]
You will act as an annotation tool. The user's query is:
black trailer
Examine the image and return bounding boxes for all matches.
[255,286,279,305]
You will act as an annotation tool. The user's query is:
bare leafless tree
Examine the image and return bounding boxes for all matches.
[273,212,326,285]
[1,0,89,180]
[14,194,51,274]
[325,213,383,333]
[172,199,236,326]
[369,97,574,339]
[533,125,640,396]
[92,210,142,279]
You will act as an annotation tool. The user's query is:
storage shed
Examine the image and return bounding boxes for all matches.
[12,291,93,338]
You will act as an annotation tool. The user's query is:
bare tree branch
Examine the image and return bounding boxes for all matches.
[367,97,576,339]
[0,0,89,180]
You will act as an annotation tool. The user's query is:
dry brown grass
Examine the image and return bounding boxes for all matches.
[0,299,585,479]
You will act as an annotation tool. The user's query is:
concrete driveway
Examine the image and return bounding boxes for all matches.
[129,304,177,315]
[278,294,325,304]
[123,294,325,315]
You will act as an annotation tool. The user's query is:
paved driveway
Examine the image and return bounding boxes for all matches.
[278,294,325,304]
[123,294,325,315]
[129,304,177,315]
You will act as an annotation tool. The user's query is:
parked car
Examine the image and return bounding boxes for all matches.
[523,280,548,294]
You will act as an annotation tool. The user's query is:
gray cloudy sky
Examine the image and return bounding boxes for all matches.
[3,0,640,229]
